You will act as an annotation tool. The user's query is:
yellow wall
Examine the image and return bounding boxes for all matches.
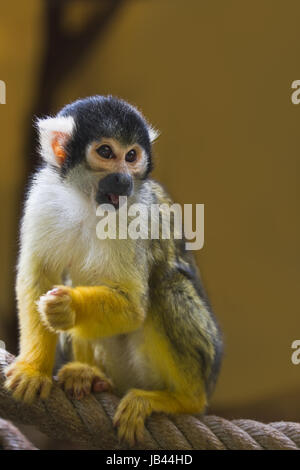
[0,1,43,333]
[1,0,299,411]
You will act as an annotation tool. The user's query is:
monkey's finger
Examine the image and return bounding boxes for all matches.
[5,375,21,392]
[47,287,66,296]
[62,377,84,399]
[5,368,13,377]
[22,378,42,404]
[39,378,52,400]
[4,362,23,378]
[113,400,130,427]
[134,416,145,445]
[118,419,136,448]
[12,377,31,401]
[73,389,85,400]
[48,285,72,298]
[61,376,75,393]
[92,377,111,392]
[39,295,71,311]
[73,378,88,399]
[4,367,24,390]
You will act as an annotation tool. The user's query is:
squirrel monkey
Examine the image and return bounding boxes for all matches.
[5,96,223,446]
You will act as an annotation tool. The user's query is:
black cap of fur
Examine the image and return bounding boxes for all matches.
[58,95,153,178]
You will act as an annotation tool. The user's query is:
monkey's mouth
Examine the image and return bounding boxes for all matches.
[96,191,122,209]
[96,173,133,209]
[107,193,120,208]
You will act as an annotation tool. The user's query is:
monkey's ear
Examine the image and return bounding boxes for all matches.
[148,126,160,143]
[36,115,75,167]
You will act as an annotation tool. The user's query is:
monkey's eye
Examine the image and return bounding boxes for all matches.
[96,145,114,159]
[125,149,137,163]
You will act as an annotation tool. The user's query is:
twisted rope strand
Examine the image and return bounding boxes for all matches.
[0,418,37,450]
[0,349,299,450]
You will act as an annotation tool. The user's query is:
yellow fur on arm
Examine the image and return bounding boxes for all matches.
[72,337,96,365]
[70,282,145,339]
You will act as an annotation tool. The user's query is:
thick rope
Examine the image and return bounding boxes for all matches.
[0,418,37,450]
[0,348,299,450]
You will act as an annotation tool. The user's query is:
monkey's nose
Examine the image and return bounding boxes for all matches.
[97,172,133,196]
[112,173,132,189]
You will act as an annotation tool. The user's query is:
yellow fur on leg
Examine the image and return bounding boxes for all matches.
[5,276,58,404]
[113,389,207,447]
[57,362,113,399]
[72,337,97,366]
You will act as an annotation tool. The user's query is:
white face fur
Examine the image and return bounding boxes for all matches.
[37,114,159,170]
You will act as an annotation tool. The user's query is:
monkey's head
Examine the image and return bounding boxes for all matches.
[37,96,158,208]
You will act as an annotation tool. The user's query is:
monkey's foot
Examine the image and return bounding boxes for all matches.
[113,389,152,447]
[4,360,52,404]
[37,286,75,332]
[57,362,113,399]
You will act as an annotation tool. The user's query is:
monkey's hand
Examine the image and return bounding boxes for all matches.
[4,360,52,403]
[37,286,75,333]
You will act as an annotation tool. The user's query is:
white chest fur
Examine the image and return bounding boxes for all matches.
[23,168,148,286]
[23,168,161,393]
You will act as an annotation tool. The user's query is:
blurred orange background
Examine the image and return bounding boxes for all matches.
[0,0,299,433]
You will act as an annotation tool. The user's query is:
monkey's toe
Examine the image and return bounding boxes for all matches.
[4,360,52,403]
[37,286,75,332]
[57,362,113,400]
[113,390,151,447]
